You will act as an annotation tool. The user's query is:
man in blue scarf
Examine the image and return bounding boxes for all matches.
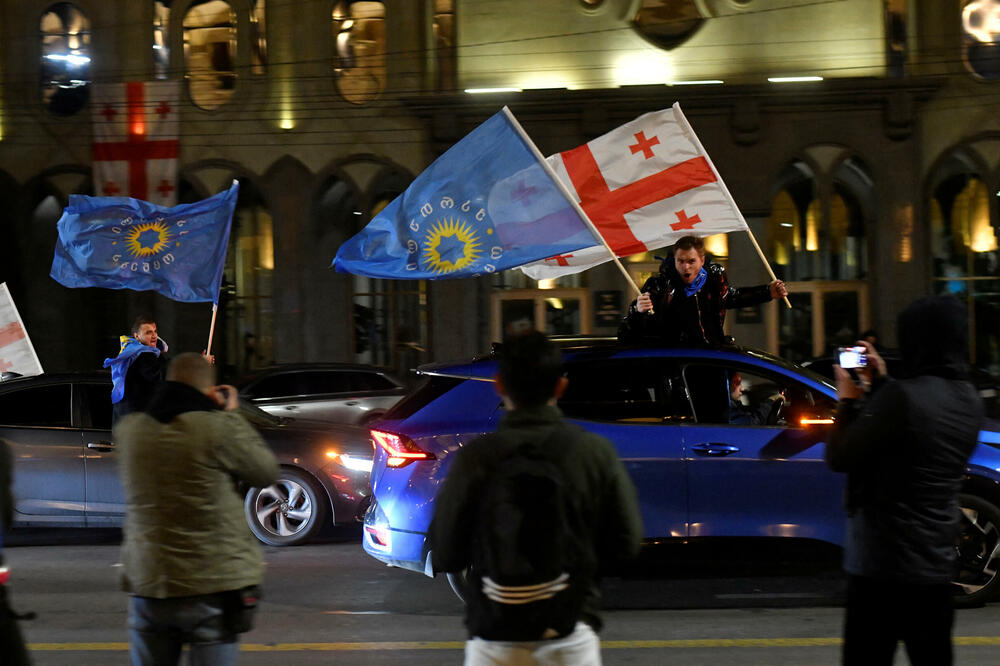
[105,316,168,424]
[618,235,786,346]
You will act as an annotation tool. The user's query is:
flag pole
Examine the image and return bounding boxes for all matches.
[205,179,239,358]
[206,303,219,357]
[501,107,644,297]
[672,104,792,309]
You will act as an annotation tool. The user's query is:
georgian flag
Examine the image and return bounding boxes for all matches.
[0,283,43,376]
[92,81,180,206]
[519,103,749,280]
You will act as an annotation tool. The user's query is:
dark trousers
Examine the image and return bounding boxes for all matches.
[843,574,954,666]
[0,586,30,666]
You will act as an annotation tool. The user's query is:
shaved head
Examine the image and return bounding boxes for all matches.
[167,353,215,391]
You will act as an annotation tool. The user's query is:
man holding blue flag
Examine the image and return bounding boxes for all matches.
[106,315,168,424]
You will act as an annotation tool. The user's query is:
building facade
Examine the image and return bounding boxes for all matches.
[0,0,997,380]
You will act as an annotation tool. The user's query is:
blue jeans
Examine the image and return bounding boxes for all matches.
[128,594,240,666]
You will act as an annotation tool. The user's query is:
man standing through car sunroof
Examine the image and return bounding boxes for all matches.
[617,235,787,346]
[428,331,642,665]
[116,353,279,665]
[826,295,984,665]
[105,315,168,424]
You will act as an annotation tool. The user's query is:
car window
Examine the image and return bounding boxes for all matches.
[683,363,837,427]
[295,371,348,395]
[350,371,397,391]
[80,383,112,430]
[246,374,307,399]
[559,359,693,424]
[0,384,72,427]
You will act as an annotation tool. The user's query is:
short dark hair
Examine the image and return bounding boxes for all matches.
[131,315,156,336]
[498,331,564,408]
[673,235,705,256]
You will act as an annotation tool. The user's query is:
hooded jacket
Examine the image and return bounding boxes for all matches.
[617,255,772,345]
[826,295,984,583]
[115,381,279,598]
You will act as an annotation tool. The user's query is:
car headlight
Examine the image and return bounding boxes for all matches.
[326,450,373,473]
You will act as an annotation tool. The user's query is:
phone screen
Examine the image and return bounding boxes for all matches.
[838,347,867,369]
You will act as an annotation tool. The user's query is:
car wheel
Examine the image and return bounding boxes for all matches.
[244,469,327,546]
[953,493,1000,607]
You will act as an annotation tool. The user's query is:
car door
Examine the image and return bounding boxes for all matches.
[681,361,845,545]
[78,381,125,524]
[559,357,689,539]
[0,381,86,523]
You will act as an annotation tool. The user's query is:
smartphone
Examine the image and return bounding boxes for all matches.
[838,346,868,369]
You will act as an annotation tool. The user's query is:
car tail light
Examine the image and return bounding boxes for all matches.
[370,429,435,468]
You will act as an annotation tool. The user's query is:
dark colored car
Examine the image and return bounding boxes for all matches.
[363,339,1000,606]
[0,372,373,546]
[235,363,408,426]
[803,352,1000,419]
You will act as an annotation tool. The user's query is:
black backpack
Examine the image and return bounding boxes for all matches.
[469,428,590,641]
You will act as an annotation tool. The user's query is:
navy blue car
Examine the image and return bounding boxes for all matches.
[363,339,1000,605]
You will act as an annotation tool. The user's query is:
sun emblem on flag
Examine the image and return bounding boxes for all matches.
[124,221,172,258]
[422,217,482,274]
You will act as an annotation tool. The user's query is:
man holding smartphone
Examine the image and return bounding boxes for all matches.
[825,295,984,665]
[115,353,279,665]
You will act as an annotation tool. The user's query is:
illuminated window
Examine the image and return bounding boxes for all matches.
[332,1,387,104]
[223,179,274,371]
[153,1,170,80]
[251,0,267,75]
[766,159,868,282]
[40,3,91,116]
[630,0,704,50]
[183,0,237,110]
[929,153,1000,372]
[963,0,1000,79]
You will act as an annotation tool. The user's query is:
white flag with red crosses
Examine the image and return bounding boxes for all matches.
[91,81,180,206]
[0,283,43,377]
[520,103,749,280]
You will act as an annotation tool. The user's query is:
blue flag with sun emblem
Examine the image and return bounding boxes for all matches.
[50,181,238,303]
[332,108,595,279]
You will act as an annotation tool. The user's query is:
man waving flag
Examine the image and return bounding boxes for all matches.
[520,103,749,280]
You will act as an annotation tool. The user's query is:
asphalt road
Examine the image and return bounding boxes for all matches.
[5,527,1000,664]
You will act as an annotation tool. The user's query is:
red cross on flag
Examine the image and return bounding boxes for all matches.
[0,283,43,377]
[520,103,749,280]
[92,81,180,206]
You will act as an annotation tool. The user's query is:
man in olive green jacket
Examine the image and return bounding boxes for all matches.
[116,352,279,665]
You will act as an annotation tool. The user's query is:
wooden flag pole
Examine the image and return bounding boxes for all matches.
[501,107,644,297]
[672,104,791,309]
[206,303,219,357]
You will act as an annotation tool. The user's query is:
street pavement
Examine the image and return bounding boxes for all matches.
[5,527,1000,664]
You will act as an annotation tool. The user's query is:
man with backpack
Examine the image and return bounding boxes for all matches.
[428,331,642,665]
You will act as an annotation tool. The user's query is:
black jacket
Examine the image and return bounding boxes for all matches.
[825,296,984,583]
[113,351,167,423]
[428,405,642,637]
[618,258,772,345]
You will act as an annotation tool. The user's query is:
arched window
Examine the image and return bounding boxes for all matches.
[962,0,1000,79]
[183,0,237,110]
[40,3,91,116]
[222,179,274,372]
[766,156,872,362]
[332,1,387,104]
[929,152,1000,372]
